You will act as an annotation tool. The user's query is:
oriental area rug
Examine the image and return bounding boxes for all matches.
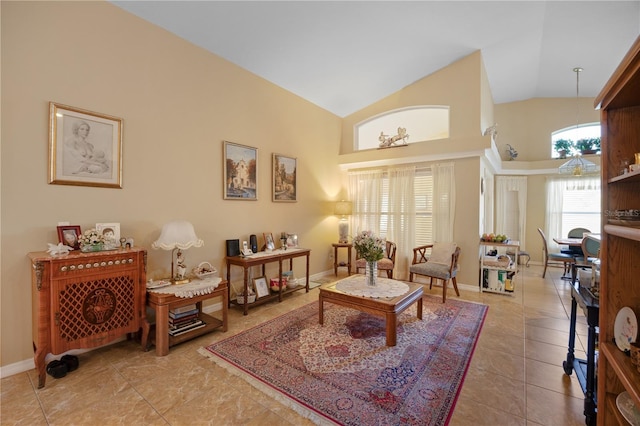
[200,295,488,425]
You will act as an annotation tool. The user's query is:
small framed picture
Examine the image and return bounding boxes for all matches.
[96,222,120,247]
[253,276,269,298]
[287,234,298,248]
[272,153,297,202]
[48,102,123,188]
[263,233,275,250]
[223,141,258,200]
[57,225,82,250]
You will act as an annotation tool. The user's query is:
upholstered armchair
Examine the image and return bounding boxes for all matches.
[355,240,397,278]
[409,242,460,303]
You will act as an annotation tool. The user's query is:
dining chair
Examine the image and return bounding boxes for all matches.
[409,242,460,303]
[355,240,397,278]
[538,227,575,278]
[571,235,601,284]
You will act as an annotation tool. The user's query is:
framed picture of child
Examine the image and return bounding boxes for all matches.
[96,223,121,248]
[48,102,123,189]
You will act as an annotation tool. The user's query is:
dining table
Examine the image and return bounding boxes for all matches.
[552,237,584,247]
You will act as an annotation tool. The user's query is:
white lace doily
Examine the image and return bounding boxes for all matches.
[335,275,409,298]
[148,276,221,298]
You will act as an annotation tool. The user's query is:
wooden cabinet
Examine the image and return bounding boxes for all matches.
[29,248,146,388]
[594,35,640,425]
[479,240,519,294]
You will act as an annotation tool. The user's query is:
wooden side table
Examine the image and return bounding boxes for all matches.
[332,243,352,276]
[144,280,228,356]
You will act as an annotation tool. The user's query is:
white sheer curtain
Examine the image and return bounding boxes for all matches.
[432,163,456,242]
[495,176,528,249]
[545,176,600,252]
[387,165,416,279]
[348,169,384,236]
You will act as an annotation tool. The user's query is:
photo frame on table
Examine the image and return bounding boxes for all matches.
[96,222,120,247]
[57,225,82,250]
[287,234,298,248]
[223,141,258,200]
[48,102,123,189]
[272,153,297,202]
[263,233,275,250]
[253,276,269,298]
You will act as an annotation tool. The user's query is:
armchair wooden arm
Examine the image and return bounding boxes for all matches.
[412,244,434,265]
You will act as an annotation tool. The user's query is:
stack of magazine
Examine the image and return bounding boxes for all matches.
[169,304,205,336]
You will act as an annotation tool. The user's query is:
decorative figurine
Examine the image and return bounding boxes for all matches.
[175,250,187,280]
[47,242,73,256]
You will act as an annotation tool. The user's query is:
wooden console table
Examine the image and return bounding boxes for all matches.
[226,248,310,315]
[563,282,599,426]
[144,279,228,356]
[28,248,147,388]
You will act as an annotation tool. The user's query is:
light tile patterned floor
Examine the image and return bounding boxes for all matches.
[1,264,589,425]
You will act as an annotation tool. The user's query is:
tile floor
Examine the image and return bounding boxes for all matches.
[1,264,591,425]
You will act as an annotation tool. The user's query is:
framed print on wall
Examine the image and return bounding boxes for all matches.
[272,153,297,202]
[57,225,82,250]
[48,102,123,188]
[223,141,258,200]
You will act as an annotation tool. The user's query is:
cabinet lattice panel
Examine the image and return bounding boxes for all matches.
[58,276,135,341]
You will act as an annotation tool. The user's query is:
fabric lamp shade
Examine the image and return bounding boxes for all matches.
[152,220,204,250]
[334,201,352,217]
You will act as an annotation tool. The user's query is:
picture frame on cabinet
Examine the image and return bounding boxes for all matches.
[96,222,120,248]
[48,102,123,189]
[263,233,275,251]
[57,225,82,250]
[253,276,269,299]
[223,141,258,200]
[272,153,297,202]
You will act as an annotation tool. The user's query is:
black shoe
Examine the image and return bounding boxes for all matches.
[46,360,67,379]
[61,355,79,372]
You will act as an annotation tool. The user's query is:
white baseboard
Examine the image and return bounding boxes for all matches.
[0,302,229,379]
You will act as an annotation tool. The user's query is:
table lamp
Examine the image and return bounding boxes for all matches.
[152,220,204,284]
[334,200,352,244]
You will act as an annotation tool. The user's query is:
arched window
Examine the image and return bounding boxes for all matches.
[551,123,601,158]
[355,106,450,151]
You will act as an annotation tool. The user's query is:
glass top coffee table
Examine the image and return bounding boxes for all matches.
[318,277,423,346]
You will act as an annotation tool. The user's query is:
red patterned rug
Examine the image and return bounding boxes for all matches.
[201,295,487,425]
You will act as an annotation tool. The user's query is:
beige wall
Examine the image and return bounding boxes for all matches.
[337,52,490,286]
[495,98,600,161]
[1,2,343,367]
[1,1,603,371]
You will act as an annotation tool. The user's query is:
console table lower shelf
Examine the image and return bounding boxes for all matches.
[143,280,228,356]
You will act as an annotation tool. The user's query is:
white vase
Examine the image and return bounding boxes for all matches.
[365,260,378,287]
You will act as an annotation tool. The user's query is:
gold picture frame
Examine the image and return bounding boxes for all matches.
[272,153,297,202]
[49,102,123,188]
[223,141,258,200]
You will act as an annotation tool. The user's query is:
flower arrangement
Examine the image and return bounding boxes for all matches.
[353,230,385,262]
[79,229,105,248]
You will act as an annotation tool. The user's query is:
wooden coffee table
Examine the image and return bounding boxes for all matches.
[318,279,423,346]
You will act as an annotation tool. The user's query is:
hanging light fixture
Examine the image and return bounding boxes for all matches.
[559,67,599,176]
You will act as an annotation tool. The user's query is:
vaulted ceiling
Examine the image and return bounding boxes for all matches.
[112,1,640,117]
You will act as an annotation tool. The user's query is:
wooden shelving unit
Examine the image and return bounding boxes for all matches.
[594,35,640,426]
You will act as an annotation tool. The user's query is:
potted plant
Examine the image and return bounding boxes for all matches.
[576,137,600,155]
[554,139,574,159]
